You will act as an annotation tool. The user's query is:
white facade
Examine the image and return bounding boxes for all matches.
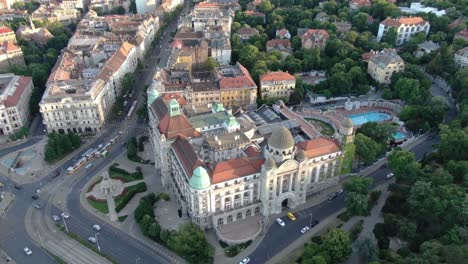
[454,48,468,68]
[377,17,430,45]
[0,74,33,135]
[400,3,446,17]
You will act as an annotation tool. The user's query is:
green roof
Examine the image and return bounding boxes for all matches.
[212,103,225,113]
[189,166,211,190]
[189,111,230,129]
[147,87,160,107]
[224,115,239,127]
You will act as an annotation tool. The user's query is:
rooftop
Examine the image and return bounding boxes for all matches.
[370,49,404,68]
[296,138,340,159]
[205,130,250,150]
[381,16,428,27]
[0,74,32,108]
[216,63,257,90]
[211,157,264,184]
[260,71,295,82]
[189,111,230,129]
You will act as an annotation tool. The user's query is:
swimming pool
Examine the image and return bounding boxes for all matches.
[347,112,391,126]
[394,131,406,140]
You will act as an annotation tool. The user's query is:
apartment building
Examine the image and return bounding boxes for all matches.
[260,71,296,100]
[377,16,430,45]
[367,49,405,84]
[0,74,33,135]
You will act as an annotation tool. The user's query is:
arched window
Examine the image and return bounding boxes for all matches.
[227,215,233,223]
[255,207,260,214]
[246,209,251,216]
[237,212,242,220]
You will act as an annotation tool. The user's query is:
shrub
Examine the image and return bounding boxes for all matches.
[115,182,147,212]
[369,190,382,204]
[224,240,252,257]
[219,240,229,248]
[350,220,364,241]
[159,192,170,201]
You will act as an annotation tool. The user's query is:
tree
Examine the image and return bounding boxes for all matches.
[354,134,381,164]
[388,150,422,185]
[148,222,161,240]
[167,223,214,264]
[381,28,397,46]
[321,228,352,263]
[394,78,422,104]
[127,137,138,159]
[343,176,373,194]
[346,192,369,216]
[357,122,396,143]
[205,57,220,73]
[129,0,137,13]
[121,73,136,95]
[438,124,468,162]
[258,0,273,13]
[357,234,379,262]
[352,12,369,32]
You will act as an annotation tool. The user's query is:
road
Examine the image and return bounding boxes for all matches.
[0,12,182,264]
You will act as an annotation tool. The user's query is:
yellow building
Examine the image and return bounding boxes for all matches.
[260,71,296,100]
[216,62,257,110]
[367,49,404,84]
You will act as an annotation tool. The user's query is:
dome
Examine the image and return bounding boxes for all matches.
[295,150,307,161]
[265,158,276,169]
[269,127,295,150]
[343,118,353,128]
[189,166,211,190]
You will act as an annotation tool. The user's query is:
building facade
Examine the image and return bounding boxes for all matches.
[377,16,430,45]
[260,71,296,100]
[367,49,405,84]
[300,29,329,50]
[0,74,33,135]
[0,26,16,43]
[454,47,468,68]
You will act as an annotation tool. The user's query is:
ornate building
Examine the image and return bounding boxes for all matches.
[148,92,354,242]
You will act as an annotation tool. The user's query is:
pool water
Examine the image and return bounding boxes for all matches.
[347,112,391,126]
[394,131,406,140]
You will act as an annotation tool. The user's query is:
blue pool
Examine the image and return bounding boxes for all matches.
[347,112,391,126]
[394,131,406,140]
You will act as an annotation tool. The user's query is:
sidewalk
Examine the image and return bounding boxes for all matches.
[0,247,14,264]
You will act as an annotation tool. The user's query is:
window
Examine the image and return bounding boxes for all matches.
[227,215,233,223]
[255,207,260,215]
[237,212,242,220]
[217,218,223,225]
[246,209,251,216]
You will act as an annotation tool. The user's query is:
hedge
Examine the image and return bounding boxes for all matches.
[115,182,147,212]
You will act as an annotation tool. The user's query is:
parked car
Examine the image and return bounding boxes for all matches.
[0,182,4,187]
[52,215,60,221]
[380,164,388,169]
[300,226,310,234]
[14,184,22,190]
[32,194,39,200]
[93,224,101,231]
[33,200,44,209]
[336,189,343,195]
[287,212,296,221]
[276,218,285,227]
[386,173,394,179]
[328,193,339,201]
[310,220,319,228]
[61,212,70,219]
[428,135,435,140]
[23,247,32,256]
[88,237,97,243]
[239,257,250,264]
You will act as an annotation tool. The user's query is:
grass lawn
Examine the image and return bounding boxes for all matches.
[118,215,128,222]
[306,118,335,136]
[87,198,109,214]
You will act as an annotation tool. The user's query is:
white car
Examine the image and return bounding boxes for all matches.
[300,226,310,234]
[337,189,344,195]
[239,257,250,264]
[386,173,394,179]
[61,212,70,219]
[52,215,60,221]
[276,218,285,227]
[93,224,101,231]
[88,237,97,243]
[23,247,32,255]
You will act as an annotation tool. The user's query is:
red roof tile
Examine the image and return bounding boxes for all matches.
[159,113,201,139]
[296,138,340,159]
[212,157,264,184]
[455,29,468,38]
[266,39,292,49]
[219,63,257,90]
[244,145,261,157]
[301,29,329,41]
[171,135,206,177]
[0,26,13,34]
[260,71,295,82]
[349,0,372,8]
[3,76,32,108]
[161,93,187,105]
[381,17,427,27]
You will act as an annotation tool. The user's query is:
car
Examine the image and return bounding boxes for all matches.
[14,184,22,190]
[287,212,296,221]
[0,182,4,187]
[276,218,285,227]
[23,247,32,255]
[380,164,388,169]
[328,193,338,201]
[310,220,319,228]
[93,224,101,231]
[239,257,250,264]
[88,237,97,243]
[52,215,60,221]
[300,226,310,234]
[336,189,343,195]
[386,173,394,179]
[33,200,43,209]
[61,212,70,219]
[428,135,435,140]
[32,194,39,200]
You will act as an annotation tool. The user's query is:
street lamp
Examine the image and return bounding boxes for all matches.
[95,233,101,252]
[62,215,69,233]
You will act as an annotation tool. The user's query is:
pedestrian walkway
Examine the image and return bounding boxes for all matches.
[0,247,14,264]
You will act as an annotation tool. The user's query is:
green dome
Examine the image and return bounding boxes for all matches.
[189,166,211,190]
[147,87,160,107]
[212,103,225,113]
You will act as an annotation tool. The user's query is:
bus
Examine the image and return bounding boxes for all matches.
[66,157,87,174]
